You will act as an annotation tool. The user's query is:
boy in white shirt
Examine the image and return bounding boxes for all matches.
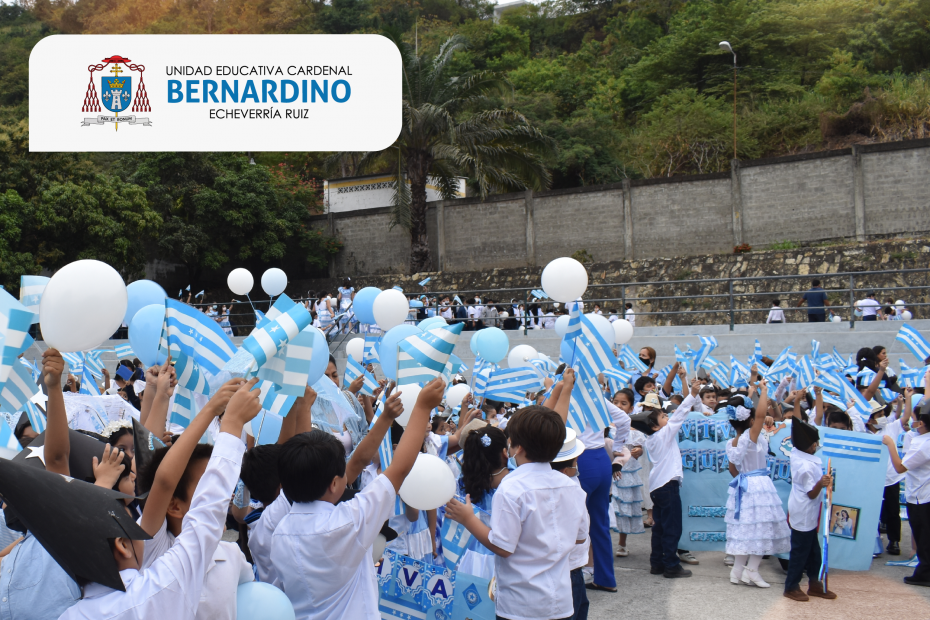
[58,378,263,620]
[445,404,587,620]
[270,378,444,620]
[630,369,698,578]
[766,299,786,323]
[784,418,836,602]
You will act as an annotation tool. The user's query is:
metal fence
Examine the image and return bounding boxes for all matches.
[185,268,928,347]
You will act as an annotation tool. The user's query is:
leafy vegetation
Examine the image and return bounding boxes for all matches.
[2,0,929,279]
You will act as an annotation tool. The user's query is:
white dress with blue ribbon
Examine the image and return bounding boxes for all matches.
[724,432,791,556]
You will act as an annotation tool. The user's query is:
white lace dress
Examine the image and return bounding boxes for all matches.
[724,431,791,556]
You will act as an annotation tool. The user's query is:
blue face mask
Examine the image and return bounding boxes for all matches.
[508,456,518,470]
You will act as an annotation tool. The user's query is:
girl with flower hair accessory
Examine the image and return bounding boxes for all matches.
[725,380,791,587]
[99,419,135,459]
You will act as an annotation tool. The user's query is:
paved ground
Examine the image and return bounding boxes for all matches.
[588,529,930,620]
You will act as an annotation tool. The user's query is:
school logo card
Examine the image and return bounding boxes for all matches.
[81,56,152,130]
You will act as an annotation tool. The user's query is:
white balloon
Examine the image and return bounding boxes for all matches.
[902,311,913,320]
[612,319,634,345]
[895,300,906,308]
[399,453,457,510]
[541,257,588,303]
[554,314,571,337]
[227,268,254,295]
[445,383,471,409]
[508,345,539,369]
[831,315,842,323]
[396,384,422,427]
[345,338,364,363]
[39,260,127,352]
[372,533,388,564]
[585,313,615,345]
[372,289,409,331]
[261,268,288,296]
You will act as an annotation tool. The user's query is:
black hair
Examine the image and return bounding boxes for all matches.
[120,384,141,410]
[13,412,31,442]
[278,430,346,503]
[827,410,852,430]
[871,345,887,357]
[461,426,507,503]
[137,443,214,501]
[634,376,655,394]
[625,302,632,309]
[119,359,135,370]
[641,410,663,436]
[613,388,635,406]
[328,354,337,367]
[812,279,821,287]
[670,394,684,404]
[856,347,878,372]
[772,299,781,306]
[107,427,133,450]
[390,421,404,448]
[506,406,565,462]
[724,395,756,433]
[551,458,576,472]
[241,444,283,505]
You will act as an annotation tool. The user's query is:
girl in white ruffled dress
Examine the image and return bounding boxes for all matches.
[725,380,791,588]
[611,389,645,556]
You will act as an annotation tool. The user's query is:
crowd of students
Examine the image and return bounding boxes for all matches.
[3,327,930,620]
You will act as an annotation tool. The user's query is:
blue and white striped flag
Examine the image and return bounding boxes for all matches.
[170,386,197,429]
[707,361,730,388]
[674,344,690,373]
[794,355,816,388]
[114,343,134,359]
[23,401,46,434]
[834,373,872,419]
[369,390,393,469]
[163,299,237,376]
[243,304,312,369]
[832,347,846,368]
[256,380,298,418]
[603,367,635,393]
[811,386,847,411]
[821,432,884,463]
[899,360,928,388]
[730,356,750,380]
[618,344,648,373]
[857,367,878,388]
[472,359,496,399]
[418,277,431,287]
[18,357,40,383]
[254,309,265,325]
[0,308,34,388]
[344,356,378,396]
[896,324,930,363]
[83,351,106,379]
[751,340,763,366]
[18,276,48,324]
[396,323,463,386]
[363,334,381,366]
[567,356,612,433]
[530,355,558,376]
[655,365,683,394]
[0,362,39,414]
[765,347,795,381]
[439,498,483,569]
[174,349,211,395]
[484,367,544,402]
[812,370,846,395]
[879,387,898,403]
[61,352,83,374]
[258,327,317,397]
[79,364,101,396]
[815,354,838,372]
[811,339,821,361]
[694,336,717,371]
[563,303,619,373]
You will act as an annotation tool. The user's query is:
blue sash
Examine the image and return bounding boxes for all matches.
[728,468,770,521]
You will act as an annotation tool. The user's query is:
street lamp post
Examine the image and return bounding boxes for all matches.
[719,41,737,160]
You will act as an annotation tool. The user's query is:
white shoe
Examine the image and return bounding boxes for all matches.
[740,569,771,588]
[615,546,628,557]
[729,567,743,584]
[582,568,594,585]
[724,555,735,566]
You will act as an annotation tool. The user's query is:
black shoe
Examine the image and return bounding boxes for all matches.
[904,576,930,587]
[650,565,665,575]
[664,565,692,578]
[778,558,790,572]
[888,542,901,555]
[880,522,887,534]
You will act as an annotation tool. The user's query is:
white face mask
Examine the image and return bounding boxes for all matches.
[873,416,889,428]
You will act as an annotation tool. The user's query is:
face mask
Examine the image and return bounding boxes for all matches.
[873,416,888,428]
[508,456,518,470]
[639,357,651,366]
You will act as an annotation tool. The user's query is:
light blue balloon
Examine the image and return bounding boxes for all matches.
[475,327,509,363]
[236,581,295,620]
[353,287,381,325]
[560,338,577,366]
[129,304,167,367]
[418,316,446,332]
[470,331,482,355]
[380,324,421,380]
[124,280,167,326]
[305,327,331,386]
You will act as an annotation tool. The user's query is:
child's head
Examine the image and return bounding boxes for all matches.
[699,385,718,408]
[669,394,684,406]
[506,406,566,463]
[827,410,852,431]
[138,443,214,533]
[725,394,755,433]
[278,430,346,503]
[630,407,666,436]
[241,444,283,505]
[791,417,820,455]
[634,376,655,396]
[461,426,508,503]
[625,303,632,310]
[772,299,781,307]
[612,388,635,413]
[103,421,135,459]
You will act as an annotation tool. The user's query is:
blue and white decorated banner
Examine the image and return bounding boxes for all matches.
[61,352,84,374]
[113,343,134,359]
[242,304,312,368]
[258,327,316,397]
[174,349,211,395]
[0,362,39,414]
[79,364,101,396]
[378,550,493,620]
[397,323,463,386]
[896,324,930,363]
[678,415,886,570]
[483,367,544,403]
[18,276,48,324]
[344,356,378,396]
[363,334,381,366]
[169,386,196,429]
[163,299,237,376]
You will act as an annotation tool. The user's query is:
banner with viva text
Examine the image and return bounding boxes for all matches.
[378,550,495,620]
[676,412,887,570]
[29,35,401,152]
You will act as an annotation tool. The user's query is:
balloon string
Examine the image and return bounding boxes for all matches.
[245,295,256,313]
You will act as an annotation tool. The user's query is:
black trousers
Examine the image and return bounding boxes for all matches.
[650,480,683,571]
[808,314,826,323]
[907,502,930,582]
[785,527,821,592]
[882,483,902,544]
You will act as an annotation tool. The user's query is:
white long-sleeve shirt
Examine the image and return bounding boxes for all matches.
[247,492,291,588]
[60,432,246,620]
[766,306,786,323]
[646,394,698,492]
[577,400,631,450]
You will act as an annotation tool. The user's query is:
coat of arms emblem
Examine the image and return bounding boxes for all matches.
[81,55,152,130]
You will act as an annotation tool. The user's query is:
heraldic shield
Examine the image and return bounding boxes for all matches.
[102,73,131,113]
[81,55,152,129]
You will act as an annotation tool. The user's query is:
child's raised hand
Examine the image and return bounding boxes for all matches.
[562,368,576,390]
[41,349,65,389]
[223,377,262,427]
[882,435,897,448]
[444,495,474,525]
[383,391,404,420]
[416,377,445,410]
[347,374,365,394]
[208,378,246,415]
[92,444,125,490]
[689,378,700,396]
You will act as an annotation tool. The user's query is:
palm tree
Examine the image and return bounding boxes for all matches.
[329,30,555,273]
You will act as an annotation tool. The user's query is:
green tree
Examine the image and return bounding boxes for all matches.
[334,31,554,272]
